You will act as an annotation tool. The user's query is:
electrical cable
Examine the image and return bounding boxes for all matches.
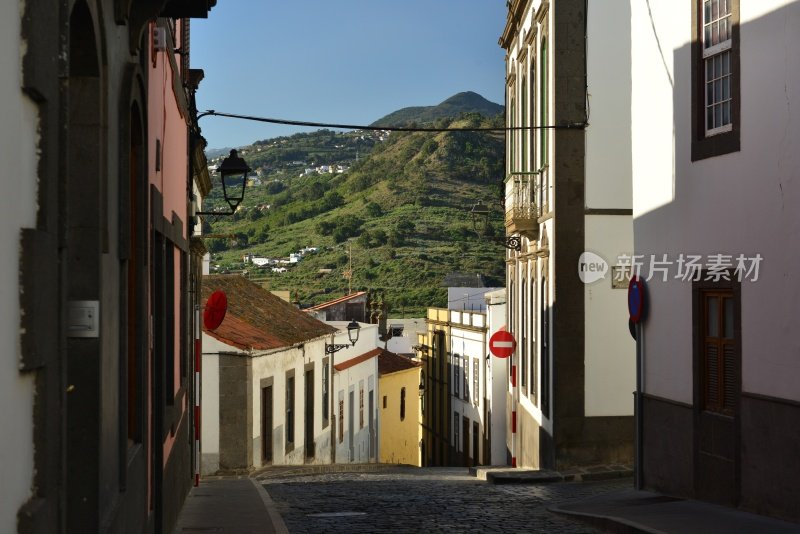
[197,110,586,133]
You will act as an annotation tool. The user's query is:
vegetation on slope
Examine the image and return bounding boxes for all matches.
[202,96,506,317]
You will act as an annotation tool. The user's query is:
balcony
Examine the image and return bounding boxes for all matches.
[505,172,540,238]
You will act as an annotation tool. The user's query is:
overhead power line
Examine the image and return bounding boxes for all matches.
[198,110,586,133]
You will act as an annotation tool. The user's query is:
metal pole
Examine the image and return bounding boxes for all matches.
[635,321,644,490]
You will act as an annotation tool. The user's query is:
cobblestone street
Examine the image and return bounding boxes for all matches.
[259,467,632,533]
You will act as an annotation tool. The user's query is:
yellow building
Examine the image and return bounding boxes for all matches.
[378,350,422,466]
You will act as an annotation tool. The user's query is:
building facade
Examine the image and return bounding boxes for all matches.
[378,351,423,466]
[500,0,635,470]
[332,343,381,464]
[6,2,216,533]
[418,308,451,466]
[449,311,490,467]
[632,0,800,522]
[417,305,507,467]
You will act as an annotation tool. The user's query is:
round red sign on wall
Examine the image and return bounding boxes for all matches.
[489,330,517,358]
[203,290,228,330]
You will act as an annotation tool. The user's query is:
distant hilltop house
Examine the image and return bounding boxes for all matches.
[302,165,349,177]
[243,247,317,270]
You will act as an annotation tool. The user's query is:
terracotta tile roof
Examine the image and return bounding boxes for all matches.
[306,291,367,311]
[378,350,422,376]
[334,347,382,372]
[202,274,335,351]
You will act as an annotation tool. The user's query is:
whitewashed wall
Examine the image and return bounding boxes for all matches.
[584,214,636,416]
[632,0,800,403]
[250,341,329,466]
[200,334,226,473]
[0,3,39,529]
[450,325,487,461]
[582,0,636,418]
[331,323,380,463]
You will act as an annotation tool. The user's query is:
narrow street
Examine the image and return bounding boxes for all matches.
[259,467,628,533]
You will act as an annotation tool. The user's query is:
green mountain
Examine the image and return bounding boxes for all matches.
[203,95,506,317]
[371,91,503,127]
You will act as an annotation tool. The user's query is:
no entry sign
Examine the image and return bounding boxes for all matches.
[489,330,516,358]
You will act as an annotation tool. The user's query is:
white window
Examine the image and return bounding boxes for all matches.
[703,0,732,135]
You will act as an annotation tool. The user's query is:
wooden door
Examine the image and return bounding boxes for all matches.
[262,386,273,463]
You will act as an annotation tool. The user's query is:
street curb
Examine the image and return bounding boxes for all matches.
[548,504,666,534]
[251,478,289,534]
[471,465,634,485]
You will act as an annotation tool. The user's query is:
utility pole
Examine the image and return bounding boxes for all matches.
[343,241,353,294]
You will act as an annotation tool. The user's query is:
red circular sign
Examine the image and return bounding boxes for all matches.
[489,330,517,358]
[203,290,228,330]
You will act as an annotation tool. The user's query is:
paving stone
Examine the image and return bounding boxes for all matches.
[262,466,631,533]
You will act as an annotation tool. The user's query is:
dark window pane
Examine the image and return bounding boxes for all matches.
[707,296,719,336]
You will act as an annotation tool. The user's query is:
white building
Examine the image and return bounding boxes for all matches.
[631,0,800,522]
[201,275,337,472]
[500,0,635,469]
[449,310,489,466]
[329,324,381,464]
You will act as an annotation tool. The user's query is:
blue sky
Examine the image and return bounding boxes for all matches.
[191,1,507,149]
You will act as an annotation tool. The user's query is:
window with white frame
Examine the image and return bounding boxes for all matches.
[462,355,469,401]
[702,0,732,135]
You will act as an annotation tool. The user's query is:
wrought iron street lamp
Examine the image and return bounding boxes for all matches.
[325,319,361,354]
[196,149,251,217]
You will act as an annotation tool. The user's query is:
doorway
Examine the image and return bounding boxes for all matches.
[462,417,470,467]
[348,390,355,461]
[261,386,273,463]
[305,369,315,459]
[473,421,479,467]
[368,390,375,461]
